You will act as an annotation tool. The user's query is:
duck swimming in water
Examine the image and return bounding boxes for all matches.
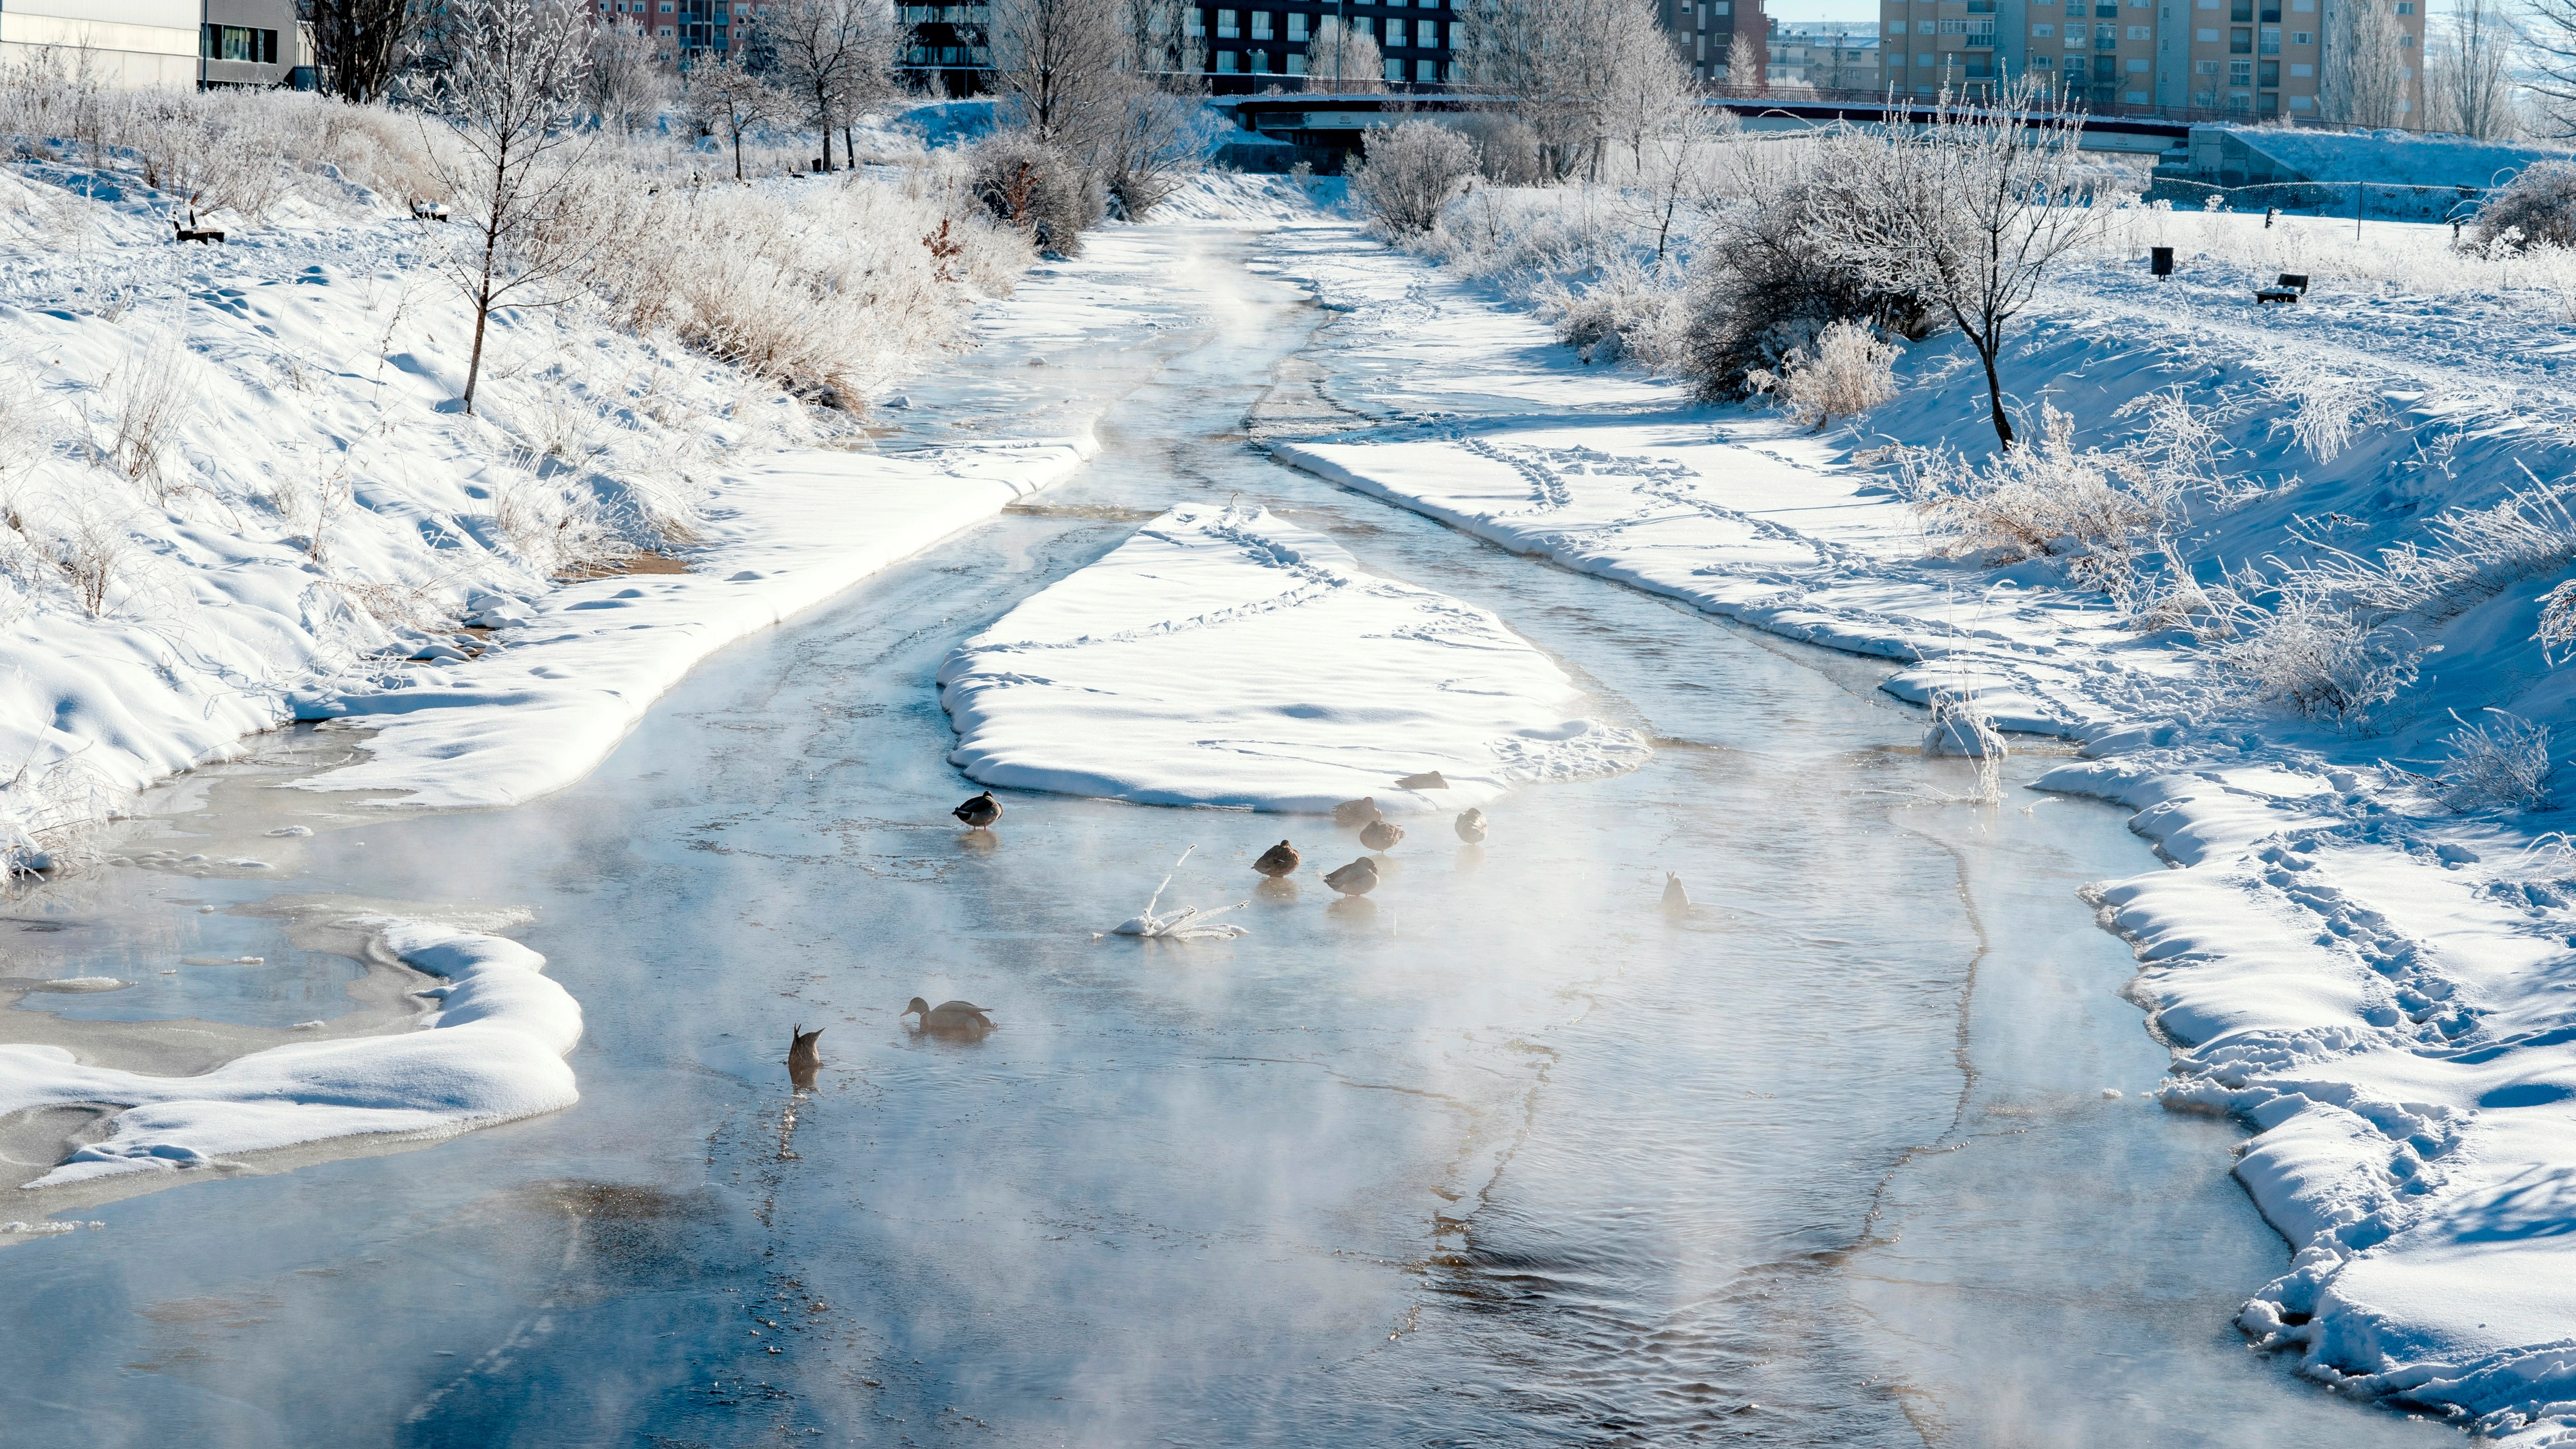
[952,791,1001,829]
[1332,797,1382,828]
[1454,808,1487,844]
[1253,840,1301,877]
[1661,873,1691,914]
[904,997,996,1033]
[1359,817,1404,851]
[1324,857,1380,897]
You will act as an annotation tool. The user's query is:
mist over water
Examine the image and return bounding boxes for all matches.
[0,228,2459,1447]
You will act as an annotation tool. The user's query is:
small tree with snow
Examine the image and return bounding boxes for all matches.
[416,0,593,416]
[685,48,786,180]
[1308,17,1386,92]
[1836,77,2100,449]
[584,18,670,136]
[1350,119,1476,236]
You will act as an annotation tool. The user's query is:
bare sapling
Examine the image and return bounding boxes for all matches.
[758,0,902,172]
[308,0,420,102]
[1307,17,1385,92]
[1836,77,2101,449]
[1350,120,1476,236]
[583,18,671,136]
[987,0,1126,143]
[415,0,595,416]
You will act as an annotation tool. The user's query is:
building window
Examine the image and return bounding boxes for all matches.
[1186,8,1202,33]
[1383,56,1401,79]
[2066,23,2086,39]
[2290,28,2310,41]
[2398,31,2414,45]
[2290,61,2311,74]
[2032,23,2053,35]
[1215,9,1236,36]
[2127,25,2147,37]
[1937,18,1965,32]
[2230,26,2250,48]
[201,24,278,61]
[1287,10,1305,37]
[1355,15,1373,33]
[2259,24,2278,50]
[1250,8,1270,36]
[1216,47,1237,68]
[1386,16,1406,44]
[1287,51,1304,71]
[1888,18,1906,32]
[2228,58,2250,80]
[1448,21,1461,46]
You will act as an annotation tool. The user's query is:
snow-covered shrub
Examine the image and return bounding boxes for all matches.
[2436,709,2557,813]
[2473,161,2576,253]
[1450,114,1547,186]
[2215,586,2425,726]
[1679,134,1940,399]
[86,343,195,496]
[1350,120,1477,236]
[2268,365,2385,465]
[2537,579,2576,663]
[1533,255,1690,369]
[491,472,628,580]
[1746,318,1900,428]
[1091,89,1215,220]
[2301,482,2576,627]
[964,131,1102,255]
[1899,403,2174,603]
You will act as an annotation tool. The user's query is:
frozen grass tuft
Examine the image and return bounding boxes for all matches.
[1922,690,2005,803]
[1747,318,1900,429]
[2436,709,2558,813]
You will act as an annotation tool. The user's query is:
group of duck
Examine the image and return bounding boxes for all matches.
[1249,795,1487,900]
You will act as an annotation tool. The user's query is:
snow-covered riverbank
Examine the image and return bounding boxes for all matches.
[1262,209,2576,1440]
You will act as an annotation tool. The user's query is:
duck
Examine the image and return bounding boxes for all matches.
[1331,796,1382,827]
[1253,839,1301,878]
[1359,817,1404,851]
[1395,770,1449,790]
[1323,857,1380,897]
[1661,873,1691,914]
[1454,808,1487,844]
[903,997,995,1033]
[952,791,1001,829]
[788,1024,823,1087]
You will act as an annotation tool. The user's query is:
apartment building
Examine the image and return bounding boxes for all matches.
[1654,0,1765,85]
[1764,21,1877,91]
[1192,0,1460,85]
[0,0,309,87]
[1879,0,2420,117]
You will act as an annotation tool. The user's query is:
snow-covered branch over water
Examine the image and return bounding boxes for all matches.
[938,503,1649,811]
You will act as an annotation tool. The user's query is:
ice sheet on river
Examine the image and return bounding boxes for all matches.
[0,921,577,1188]
[937,504,1648,811]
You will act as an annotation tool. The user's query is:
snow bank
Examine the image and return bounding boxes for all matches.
[0,920,577,1188]
[1145,173,1346,225]
[295,435,1094,809]
[2219,126,2572,191]
[938,504,1648,811]
[1257,213,2576,1437]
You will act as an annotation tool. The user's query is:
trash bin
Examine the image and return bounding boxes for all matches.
[2150,246,2175,277]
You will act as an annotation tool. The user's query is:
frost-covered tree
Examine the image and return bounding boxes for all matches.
[988,0,1126,142]
[1309,16,1385,92]
[1835,77,2100,448]
[303,0,419,103]
[2323,0,2411,129]
[686,47,787,178]
[1461,0,1694,179]
[2426,0,2519,139]
[415,0,594,414]
[758,0,903,171]
[584,17,670,134]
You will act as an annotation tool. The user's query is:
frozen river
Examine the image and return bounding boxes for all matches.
[0,224,2460,1447]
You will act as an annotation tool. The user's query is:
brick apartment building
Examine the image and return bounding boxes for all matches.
[1656,0,1766,85]
[1879,0,2422,118]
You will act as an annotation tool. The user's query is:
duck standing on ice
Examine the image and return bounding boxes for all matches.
[952,791,1002,830]
[1359,817,1404,851]
[1253,840,1301,878]
[1324,857,1380,897]
[1454,808,1488,844]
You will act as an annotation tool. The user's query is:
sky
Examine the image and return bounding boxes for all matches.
[1764,0,1882,22]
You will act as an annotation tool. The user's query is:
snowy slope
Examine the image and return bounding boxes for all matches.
[939,503,1648,811]
[1261,213,2576,1440]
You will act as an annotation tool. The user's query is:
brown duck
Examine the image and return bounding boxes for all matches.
[1359,817,1404,851]
[1454,808,1487,844]
[1331,796,1382,827]
[788,1024,823,1088]
[1253,840,1301,878]
[952,791,1001,828]
[1323,857,1380,897]
[904,997,995,1033]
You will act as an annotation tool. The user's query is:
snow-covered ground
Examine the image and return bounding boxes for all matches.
[940,503,1646,812]
[1260,207,2576,1441]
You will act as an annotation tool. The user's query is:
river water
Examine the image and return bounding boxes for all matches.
[0,223,2458,1448]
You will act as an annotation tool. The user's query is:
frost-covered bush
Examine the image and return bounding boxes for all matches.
[1533,256,1689,369]
[1679,137,1940,400]
[964,131,1103,255]
[2301,482,2576,627]
[2473,161,2576,253]
[1899,403,2175,603]
[2436,709,2558,813]
[1351,120,1477,236]
[1746,318,1899,428]
[1447,114,1548,185]
[2216,587,2425,726]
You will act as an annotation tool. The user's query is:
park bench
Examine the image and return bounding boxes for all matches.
[2255,272,2310,305]
[172,217,224,244]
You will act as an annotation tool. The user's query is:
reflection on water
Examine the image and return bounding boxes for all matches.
[0,226,2458,1448]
